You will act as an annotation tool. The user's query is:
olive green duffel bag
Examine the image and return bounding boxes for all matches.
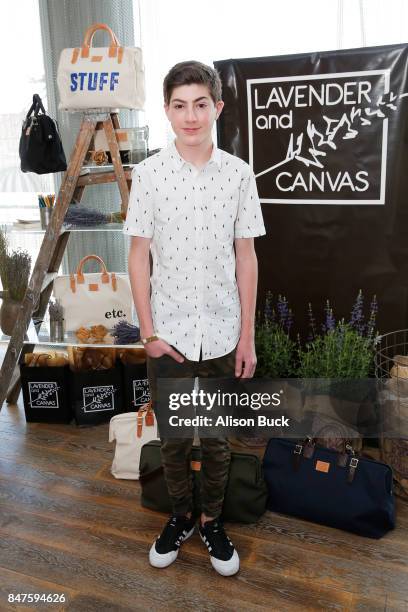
[139,440,267,524]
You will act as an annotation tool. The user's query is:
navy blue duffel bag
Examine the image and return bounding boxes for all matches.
[263,438,395,539]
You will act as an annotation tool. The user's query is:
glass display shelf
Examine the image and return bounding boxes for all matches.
[6,222,125,234]
[80,163,137,173]
[0,319,143,350]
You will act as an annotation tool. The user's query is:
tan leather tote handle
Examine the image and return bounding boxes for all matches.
[81,23,120,59]
[76,255,109,284]
[136,402,155,438]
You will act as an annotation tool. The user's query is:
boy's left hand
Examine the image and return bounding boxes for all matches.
[235,336,257,378]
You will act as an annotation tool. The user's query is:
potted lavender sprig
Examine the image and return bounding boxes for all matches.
[298,292,378,379]
[0,248,31,335]
[255,292,296,378]
[298,292,379,438]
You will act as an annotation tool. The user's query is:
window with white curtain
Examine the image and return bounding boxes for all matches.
[136,0,408,150]
[0,0,54,285]
[0,0,54,217]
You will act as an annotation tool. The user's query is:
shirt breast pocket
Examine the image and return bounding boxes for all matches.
[211,200,236,242]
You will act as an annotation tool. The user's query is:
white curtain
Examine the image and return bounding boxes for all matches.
[139,0,408,150]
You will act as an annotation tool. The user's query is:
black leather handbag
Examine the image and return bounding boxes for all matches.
[19,94,67,174]
[139,440,267,524]
[263,438,395,539]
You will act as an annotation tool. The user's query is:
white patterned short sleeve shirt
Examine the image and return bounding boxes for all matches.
[124,140,266,361]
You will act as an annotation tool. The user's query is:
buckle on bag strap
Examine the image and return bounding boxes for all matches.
[293,444,303,471]
[348,457,359,484]
[293,437,315,471]
[337,441,355,468]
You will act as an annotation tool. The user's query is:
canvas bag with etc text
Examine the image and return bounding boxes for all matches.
[109,403,158,479]
[57,22,145,111]
[53,255,133,332]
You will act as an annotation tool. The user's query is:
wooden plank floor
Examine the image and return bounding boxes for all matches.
[0,399,407,612]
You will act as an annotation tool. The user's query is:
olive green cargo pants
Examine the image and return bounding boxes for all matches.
[146,347,236,517]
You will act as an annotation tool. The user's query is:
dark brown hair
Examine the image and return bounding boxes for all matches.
[163,61,222,105]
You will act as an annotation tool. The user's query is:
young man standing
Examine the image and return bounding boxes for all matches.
[124,61,265,576]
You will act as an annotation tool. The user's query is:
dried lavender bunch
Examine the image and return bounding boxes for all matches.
[0,226,9,292]
[64,204,123,227]
[6,249,31,301]
[112,321,140,344]
[49,299,64,322]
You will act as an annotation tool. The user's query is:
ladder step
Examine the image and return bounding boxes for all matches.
[77,169,132,187]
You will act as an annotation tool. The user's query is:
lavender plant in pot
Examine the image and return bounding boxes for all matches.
[0,246,31,336]
[230,294,300,449]
[298,292,379,451]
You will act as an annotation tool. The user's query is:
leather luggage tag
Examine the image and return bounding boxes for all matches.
[315,460,330,473]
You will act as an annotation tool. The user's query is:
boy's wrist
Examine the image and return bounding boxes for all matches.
[140,326,155,338]
[240,327,255,341]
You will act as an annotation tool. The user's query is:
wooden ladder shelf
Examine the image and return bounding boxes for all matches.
[0,111,131,408]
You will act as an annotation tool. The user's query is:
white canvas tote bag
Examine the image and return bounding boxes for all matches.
[53,254,133,332]
[109,403,158,480]
[57,23,145,111]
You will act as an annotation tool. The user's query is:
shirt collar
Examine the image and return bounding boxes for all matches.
[166,139,222,172]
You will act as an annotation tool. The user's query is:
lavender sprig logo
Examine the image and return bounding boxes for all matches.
[28,382,59,409]
[82,385,115,413]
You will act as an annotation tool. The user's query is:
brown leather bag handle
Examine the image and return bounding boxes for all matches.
[136,402,154,438]
[83,23,120,45]
[76,255,109,285]
[81,23,120,59]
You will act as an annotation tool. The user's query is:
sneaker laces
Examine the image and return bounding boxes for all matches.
[156,515,191,551]
[201,519,234,559]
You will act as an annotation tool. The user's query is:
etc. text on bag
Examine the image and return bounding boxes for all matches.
[57,22,145,111]
[109,403,158,480]
[19,94,67,175]
[53,254,133,332]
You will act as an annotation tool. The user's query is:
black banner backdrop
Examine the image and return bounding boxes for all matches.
[214,43,408,338]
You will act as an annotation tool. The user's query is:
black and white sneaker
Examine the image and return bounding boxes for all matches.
[199,519,239,576]
[149,514,196,568]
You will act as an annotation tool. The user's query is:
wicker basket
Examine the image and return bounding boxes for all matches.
[375,330,408,499]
